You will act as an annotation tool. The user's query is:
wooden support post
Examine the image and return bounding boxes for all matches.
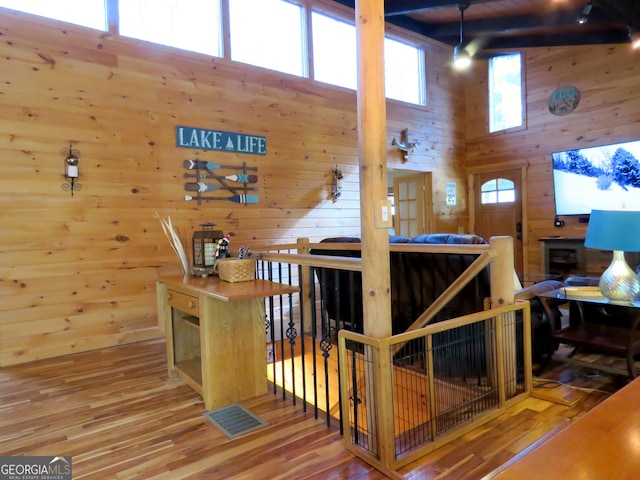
[490,236,517,397]
[297,237,313,334]
[490,236,515,308]
[353,0,393,466]
[355,0,391,340]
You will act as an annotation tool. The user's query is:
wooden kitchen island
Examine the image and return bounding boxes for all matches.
[488,376,640,479]
[157,275,299,410]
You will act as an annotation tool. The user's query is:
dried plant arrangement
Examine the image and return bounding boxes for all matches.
[154,212,190,276]
[237,246,261,260]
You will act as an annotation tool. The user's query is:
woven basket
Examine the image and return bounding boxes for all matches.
[216,258,256,283]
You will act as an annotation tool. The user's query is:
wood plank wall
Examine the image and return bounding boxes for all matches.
[0,8,465,365]
[465,44,640,276]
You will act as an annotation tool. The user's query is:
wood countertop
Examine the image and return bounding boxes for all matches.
[488,377,640,479]
[158,275,299,302]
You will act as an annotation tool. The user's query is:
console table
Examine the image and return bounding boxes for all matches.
[157,275,298,410]
[538,287,640,379]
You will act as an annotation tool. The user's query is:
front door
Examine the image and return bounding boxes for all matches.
[473,169,524,280]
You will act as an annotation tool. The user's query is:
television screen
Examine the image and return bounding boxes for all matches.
[552,139,640,216]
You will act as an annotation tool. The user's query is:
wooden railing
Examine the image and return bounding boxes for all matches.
[250,236,530,478]
[337,302,531,477]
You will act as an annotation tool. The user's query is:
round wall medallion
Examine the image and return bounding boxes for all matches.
[548,85,580,116]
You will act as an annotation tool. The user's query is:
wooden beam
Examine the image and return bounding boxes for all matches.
[355,0,392,339]
[384,0,500,16]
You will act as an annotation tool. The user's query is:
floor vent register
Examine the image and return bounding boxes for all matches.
[204,403,268,438]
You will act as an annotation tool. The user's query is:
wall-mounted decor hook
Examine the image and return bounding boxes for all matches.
[391,128,420,162]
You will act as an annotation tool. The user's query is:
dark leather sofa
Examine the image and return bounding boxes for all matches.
[311,234,490,336]
[312,234,559,364]
[311,234,493,376]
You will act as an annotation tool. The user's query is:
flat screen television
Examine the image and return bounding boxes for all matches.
[552,138,640,216]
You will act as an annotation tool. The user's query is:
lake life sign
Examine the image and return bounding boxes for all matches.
[176,125,266,155]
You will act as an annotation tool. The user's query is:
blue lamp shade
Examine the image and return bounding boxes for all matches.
[585,210,640,252]
[585,210,640,302]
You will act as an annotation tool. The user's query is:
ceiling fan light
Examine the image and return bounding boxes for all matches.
[453,44,471,69]
[576,1,592,24]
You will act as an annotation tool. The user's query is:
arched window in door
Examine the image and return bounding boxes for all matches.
[480,178,515,204]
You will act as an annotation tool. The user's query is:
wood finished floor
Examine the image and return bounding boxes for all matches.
[0,339,627,479]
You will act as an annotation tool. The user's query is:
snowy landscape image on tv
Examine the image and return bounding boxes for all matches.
[552,139,640,216]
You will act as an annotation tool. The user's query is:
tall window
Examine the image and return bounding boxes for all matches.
[119,0,222,57]
[229,0,305,77]
[489,53,524,132]
[311,11,357,89]
[384,37,425,105]
[0,0,106,30]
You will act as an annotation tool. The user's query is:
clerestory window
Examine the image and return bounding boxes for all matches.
[0,0,106,30]
[119,0,222,57]
[0,0,426,105]
[311,10,425,105]
[488,52,524,133]
[229,0,305,77]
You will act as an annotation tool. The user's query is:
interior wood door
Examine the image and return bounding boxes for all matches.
[393,173,433,237]
[473,169,524,280]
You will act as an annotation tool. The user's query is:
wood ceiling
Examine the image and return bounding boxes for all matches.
[332,0,640,50]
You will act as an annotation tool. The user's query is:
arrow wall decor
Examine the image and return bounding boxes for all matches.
[181,159,259,206]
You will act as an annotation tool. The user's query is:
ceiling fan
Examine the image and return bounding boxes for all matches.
[452,3,509,69]
[452,3,471,69]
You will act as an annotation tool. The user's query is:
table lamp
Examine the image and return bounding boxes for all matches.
[584,209,640,302]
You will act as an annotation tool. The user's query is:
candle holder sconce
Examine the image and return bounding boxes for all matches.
[61,143,81,196]
[331,166,343,202]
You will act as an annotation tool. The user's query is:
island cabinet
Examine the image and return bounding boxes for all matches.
[157,275,298,411]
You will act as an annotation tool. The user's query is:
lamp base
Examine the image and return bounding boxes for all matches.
[599,250,640,303]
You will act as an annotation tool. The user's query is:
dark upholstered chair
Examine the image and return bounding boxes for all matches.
[514,280,565,364]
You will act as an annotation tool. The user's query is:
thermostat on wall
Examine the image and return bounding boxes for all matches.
[446,181,457,206]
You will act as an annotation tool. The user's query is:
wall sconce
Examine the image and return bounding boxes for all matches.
[629,27,640,49]
[391,129,420,162]
[331,166,343,202]
[61,143,81,196]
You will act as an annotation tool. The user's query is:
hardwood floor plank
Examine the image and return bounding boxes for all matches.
[0,338,624,479]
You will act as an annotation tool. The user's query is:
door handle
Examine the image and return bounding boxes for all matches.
[516,221,522,239]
